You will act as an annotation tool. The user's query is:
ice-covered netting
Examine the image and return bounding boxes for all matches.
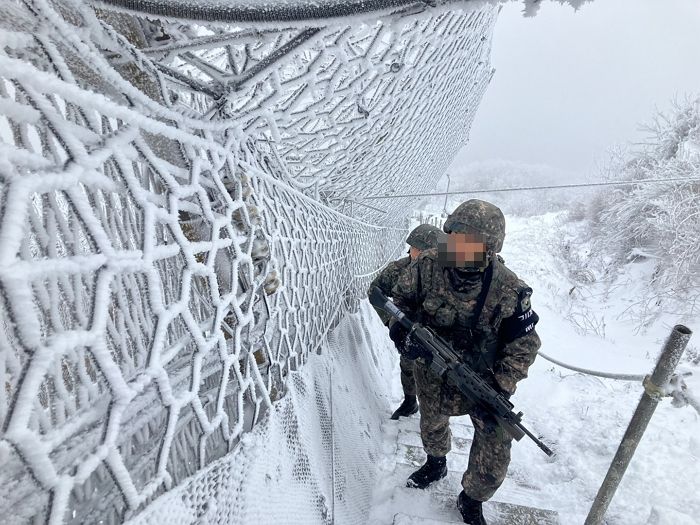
[0,0,496,523]
[137,3,496,222]
[130,301,398,525]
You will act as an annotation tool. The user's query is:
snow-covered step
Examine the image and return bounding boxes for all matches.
[393,514,464,525]
[387,485,558,524]
[395,416,475,438]
[392,463,551,510]
[392,498,560,524]
[396,431,473,452]
[383,413,558,523]
[395,416,475,454]
[429,487,558,523]
[396,443,469,470]
[393,451,550,508]
[397,428,426,448]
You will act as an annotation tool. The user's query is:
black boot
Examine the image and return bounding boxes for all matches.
[457,491,487,525]
[406,454,447,489]
[391,395,418,420]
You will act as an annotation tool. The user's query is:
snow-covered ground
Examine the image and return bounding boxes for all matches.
[367,213,700,525]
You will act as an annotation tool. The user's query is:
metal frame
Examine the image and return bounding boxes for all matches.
[93,0,439,23]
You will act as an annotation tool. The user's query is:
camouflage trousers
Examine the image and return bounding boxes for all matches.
[414,364,512,502]
[400,356,417,397]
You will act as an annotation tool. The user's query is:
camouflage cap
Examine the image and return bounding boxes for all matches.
[442,199,506,252]
[406,224,443,251]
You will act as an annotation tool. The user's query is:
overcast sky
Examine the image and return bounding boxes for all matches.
[452,0,700,179]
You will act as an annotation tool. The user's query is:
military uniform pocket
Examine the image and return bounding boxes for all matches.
[422,295,442,316]
[439,380,476,416]
[434,306,456,327]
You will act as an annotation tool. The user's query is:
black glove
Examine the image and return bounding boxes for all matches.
[486,371,511,400]
[400,332,430,361]
[471,404,499,431]
[471,374,511,431]
[389,322,409,348]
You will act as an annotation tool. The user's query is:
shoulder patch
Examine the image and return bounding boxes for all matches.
[498,285,538,343]
[518,287,533,313]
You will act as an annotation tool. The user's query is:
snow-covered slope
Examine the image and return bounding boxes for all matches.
[505,214,699,524]
[585,98,700,324]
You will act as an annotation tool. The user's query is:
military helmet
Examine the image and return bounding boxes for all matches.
[406,224,442,251]
[442,199,505,253]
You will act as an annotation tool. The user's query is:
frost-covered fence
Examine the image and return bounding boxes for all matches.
[0,0,496,523]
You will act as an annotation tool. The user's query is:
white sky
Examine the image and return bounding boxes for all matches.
[453,0,700,178]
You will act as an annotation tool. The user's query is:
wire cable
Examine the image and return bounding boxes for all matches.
[537,351,646,381]
[361,176,700,200]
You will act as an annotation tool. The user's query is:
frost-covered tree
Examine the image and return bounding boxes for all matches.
[589,97,700,314]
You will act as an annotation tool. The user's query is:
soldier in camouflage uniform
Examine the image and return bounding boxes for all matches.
[369,224,443,419]
[388,200,541,525]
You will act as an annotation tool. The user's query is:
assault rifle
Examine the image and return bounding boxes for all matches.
[369,287,554,457]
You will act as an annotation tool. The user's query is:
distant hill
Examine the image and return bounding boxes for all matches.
[419,159,590,217]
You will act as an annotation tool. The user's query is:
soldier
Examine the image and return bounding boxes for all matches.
[369,223,443,420]
[389,200,541,525]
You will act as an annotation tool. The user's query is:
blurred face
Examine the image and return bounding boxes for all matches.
[438,233,488,269]
[409,246,421,260]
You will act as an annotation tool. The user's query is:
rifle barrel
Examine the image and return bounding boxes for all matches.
[518,422,555,457]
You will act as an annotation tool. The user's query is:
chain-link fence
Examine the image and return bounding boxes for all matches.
[0,0,496,522]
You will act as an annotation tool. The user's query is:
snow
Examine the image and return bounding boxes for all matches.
[367,212,700,525]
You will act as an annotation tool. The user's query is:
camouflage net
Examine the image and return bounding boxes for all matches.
[0,0,496,522]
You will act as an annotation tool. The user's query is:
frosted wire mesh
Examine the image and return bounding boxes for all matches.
[0,0,496,523]
[130,302,396,525]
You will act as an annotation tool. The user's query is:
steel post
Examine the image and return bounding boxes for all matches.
[584,324,693,524]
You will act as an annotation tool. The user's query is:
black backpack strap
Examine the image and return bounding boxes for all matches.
[471,258,494,330]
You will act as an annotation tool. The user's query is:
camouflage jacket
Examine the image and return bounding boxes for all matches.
[368,256,413,325]
[391,249,540,395]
